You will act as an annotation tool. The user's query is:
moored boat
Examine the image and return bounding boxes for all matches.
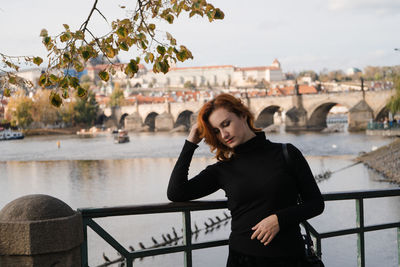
[114,129,130,144]
[0,128,24,141]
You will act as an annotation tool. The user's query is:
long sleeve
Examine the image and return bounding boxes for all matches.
[167,140,220,202]
[275,144,325,230]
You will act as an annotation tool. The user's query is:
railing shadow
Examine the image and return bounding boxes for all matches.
[78,188,400,267]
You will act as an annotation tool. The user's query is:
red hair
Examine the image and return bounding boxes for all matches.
[197,93,260,161]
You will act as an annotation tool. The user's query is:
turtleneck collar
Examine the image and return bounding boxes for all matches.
[233,131,267,154]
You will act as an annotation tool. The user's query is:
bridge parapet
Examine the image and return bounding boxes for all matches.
[100,90,395,132]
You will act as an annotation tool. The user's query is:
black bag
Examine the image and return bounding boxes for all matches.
[282,144,325,267]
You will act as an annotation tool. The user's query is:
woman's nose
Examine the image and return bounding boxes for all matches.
[221,129,229,139]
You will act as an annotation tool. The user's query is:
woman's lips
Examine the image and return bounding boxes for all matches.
[226,137,234,144]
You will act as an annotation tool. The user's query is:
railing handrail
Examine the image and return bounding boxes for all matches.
[79,188,400,267]
[78,188,400,218]
[78,200,228,219]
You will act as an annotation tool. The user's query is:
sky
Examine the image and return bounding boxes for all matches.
[1,0,400,73]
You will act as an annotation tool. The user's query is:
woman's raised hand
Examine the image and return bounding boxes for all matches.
[187,123,203,144]
[250,214,280,246]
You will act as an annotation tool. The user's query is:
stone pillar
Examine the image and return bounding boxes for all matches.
[0,194,83,267]
[348,100,374,132]
[155,112,174,131]
[285,95,308,131]
[124,113,143,132]
[111,106,122,128]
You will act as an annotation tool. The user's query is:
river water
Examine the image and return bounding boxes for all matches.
[0,131,399,267]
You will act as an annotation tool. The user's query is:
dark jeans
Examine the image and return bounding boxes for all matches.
[226,248,302,267]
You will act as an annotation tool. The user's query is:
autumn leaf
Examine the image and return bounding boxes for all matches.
[99,71,110,82]
[49,92,62,107]
[157,45,166,56]
[62,89,69,99]
[77,86,87,98]
[40,29,48,37]
[116,26,128,38]
[33,57,43,66]
[4,88,11,97]
[124,59,139,78]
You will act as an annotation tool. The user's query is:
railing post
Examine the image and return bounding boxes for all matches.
[81,219,89,267]
[182,211,193,267]
[356,198,365,267]
[398,227,400,267]
[316,236,322,259]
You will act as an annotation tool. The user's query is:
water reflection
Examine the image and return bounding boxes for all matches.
[0,132,399,266]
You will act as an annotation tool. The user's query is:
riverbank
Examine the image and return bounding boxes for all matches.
[23,127,80,136]
[357,138,400,184]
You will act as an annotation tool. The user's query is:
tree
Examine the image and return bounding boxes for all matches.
[184,80,196,89]
[387,76,400,114]
[109,84,125,107]
[73,90,99,126]
[31,89,60,126]
[5,90,34,128]
[1,1,224,106]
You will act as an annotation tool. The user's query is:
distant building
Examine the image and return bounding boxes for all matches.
[346,67,362,76]
[134,59,284,89]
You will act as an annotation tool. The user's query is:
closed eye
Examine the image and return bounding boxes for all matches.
[221,120,230,127]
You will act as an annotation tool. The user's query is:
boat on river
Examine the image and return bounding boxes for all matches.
[0,128,24,140]
[114,129,130,144]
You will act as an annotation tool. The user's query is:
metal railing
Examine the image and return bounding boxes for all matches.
[78,188,400,267]
[367,122,400,130]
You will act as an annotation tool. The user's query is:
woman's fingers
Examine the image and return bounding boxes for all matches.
[250,228,260,239]
[251,214,280,245]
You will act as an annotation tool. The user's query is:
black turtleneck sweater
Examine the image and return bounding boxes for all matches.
[167,132,324,258]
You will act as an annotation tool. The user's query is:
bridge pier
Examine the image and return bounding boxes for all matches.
[348,100,374,132]
[285,94,309,131]
[124,113,143,131]
[155,112,174,131]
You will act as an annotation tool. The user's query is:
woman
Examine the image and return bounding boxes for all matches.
[167,94,324,267]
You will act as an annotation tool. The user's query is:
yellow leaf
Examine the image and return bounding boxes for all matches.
[214,8,224,20]
[4,88,11,97]
[99,71,110,82]
[9,76,17,85]
[148,24,156,31]
[74,60,84,72]
[49,92,62,107]
[116,26,128,38]
[38,73,47,87]
[77,86,87,98]
[33,57,43,66]
[62,89,69,99]
[74,31,85,40]
[40,29,48,37]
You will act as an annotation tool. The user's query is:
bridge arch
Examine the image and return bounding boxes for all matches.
[308,103,338,130]
[255,105,281,128]
[119,113,129,129]
[375,107,389,121]
[144,112,158,131]
[308,102,351,130]
[174,110,193,129]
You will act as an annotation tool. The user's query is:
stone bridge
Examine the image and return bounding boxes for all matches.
[101,90,394,132]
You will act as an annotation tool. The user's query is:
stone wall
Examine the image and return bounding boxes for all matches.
[357,138,400,184]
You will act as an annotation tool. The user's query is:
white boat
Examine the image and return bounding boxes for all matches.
[0,129,24,141]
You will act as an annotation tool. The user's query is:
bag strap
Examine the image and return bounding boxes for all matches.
[281,143,315,254]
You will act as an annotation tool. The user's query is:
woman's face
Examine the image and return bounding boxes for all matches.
[208,107,256,148]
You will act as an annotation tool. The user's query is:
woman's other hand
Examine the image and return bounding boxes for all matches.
[187,123,202,144]
[251,214,280,246]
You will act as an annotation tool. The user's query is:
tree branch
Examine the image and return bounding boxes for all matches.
[80,0,100,32]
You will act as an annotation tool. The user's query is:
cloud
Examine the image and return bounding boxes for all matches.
[328,0,400,15]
